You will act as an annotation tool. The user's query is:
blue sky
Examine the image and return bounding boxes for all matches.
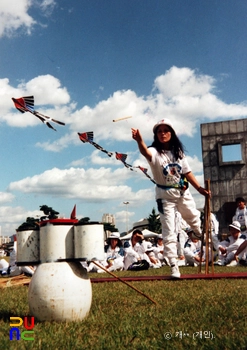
[0,0,247,236]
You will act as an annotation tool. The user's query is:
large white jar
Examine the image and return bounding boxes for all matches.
[28,261,92,322]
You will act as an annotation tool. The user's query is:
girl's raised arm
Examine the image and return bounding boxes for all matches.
[131,128,152,162]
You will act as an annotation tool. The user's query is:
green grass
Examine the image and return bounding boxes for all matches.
[0,265,247,350]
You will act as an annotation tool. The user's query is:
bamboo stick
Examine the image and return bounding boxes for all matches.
[113,116,132,122]
[92,261,158,305]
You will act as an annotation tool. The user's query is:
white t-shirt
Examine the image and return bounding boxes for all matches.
[233,207,247,233]
[147,148,191,197]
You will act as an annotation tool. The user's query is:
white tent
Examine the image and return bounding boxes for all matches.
[120,228,160,240]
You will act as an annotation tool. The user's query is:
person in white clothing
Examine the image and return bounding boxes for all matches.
[153,234,165,264]
[88,232,124,273]
[184,230,210,266]
[97,232,124,273]
[0,248,9,275]
[132,119,210,278]
[217,221,245,266]
[123,229,150,271]
[143,241,162,268]
[7,242,35,277]
[232,197,247,235]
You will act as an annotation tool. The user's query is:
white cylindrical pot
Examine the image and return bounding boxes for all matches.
[16,229,40,265]
[74,223,105,261]
[28,262,92,322]
[40,220,75,262]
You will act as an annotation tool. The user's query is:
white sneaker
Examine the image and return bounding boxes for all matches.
[226,260,237,267]
[97,269,106,273]
[214,260,224,266]
[170,264,181,279]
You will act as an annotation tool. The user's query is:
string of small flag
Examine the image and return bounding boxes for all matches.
[78,132,156,184]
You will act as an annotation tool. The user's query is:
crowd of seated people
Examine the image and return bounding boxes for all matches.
[2,198,247,277]
[0,242,35,277]
[86,199,247,273]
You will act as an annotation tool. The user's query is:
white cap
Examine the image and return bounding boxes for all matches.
[108,232,120,239]
[153,118,174,133]
[144,242,153,252]
[229,221,241,231]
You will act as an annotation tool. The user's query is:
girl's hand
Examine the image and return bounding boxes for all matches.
[131,128,142,142]
[197,186,211,198]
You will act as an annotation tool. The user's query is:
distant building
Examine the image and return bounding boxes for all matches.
[102,213,116,240]
[102,213,115,226]
[0,235,11,245]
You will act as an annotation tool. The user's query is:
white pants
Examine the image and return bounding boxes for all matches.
[157,189,201,261]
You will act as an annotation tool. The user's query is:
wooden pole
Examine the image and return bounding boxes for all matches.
[92,261,158,305]
[207,180,214,275]
[205,180,210,274]
[198,179,214,274]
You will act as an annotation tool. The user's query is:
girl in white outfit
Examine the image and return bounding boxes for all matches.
[132,119,210,278]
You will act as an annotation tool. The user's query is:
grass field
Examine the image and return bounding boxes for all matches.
[0,265,247,350]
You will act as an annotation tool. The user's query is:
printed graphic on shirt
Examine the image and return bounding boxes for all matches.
[162,163,182,186]
[235,210,247,231]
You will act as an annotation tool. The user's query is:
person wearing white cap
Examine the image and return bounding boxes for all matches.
[153,234,165,264]
[143,241,162,268]
[183,229,213,266]
[217,221,246,266]
[132,119,210,278]
[123,229,150,271]
[91,232,124,273]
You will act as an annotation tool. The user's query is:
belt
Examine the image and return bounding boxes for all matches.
[156,183,183,190]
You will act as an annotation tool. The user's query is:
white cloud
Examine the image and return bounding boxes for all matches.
[8,167,154,203]
[38,67,247,150]
[36,132,77,152]
[0,206,42,236]
[0,75,71,128]
[0,0,35,37]
[0,192,15,203]
[0,0,56,38]
[40,0,56,16]
[90,150,117,166]
[186,155,204,174]
[115,210,135,226]
[3,67,247,148]
[21,75,70,105]
[154,66,215,98]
